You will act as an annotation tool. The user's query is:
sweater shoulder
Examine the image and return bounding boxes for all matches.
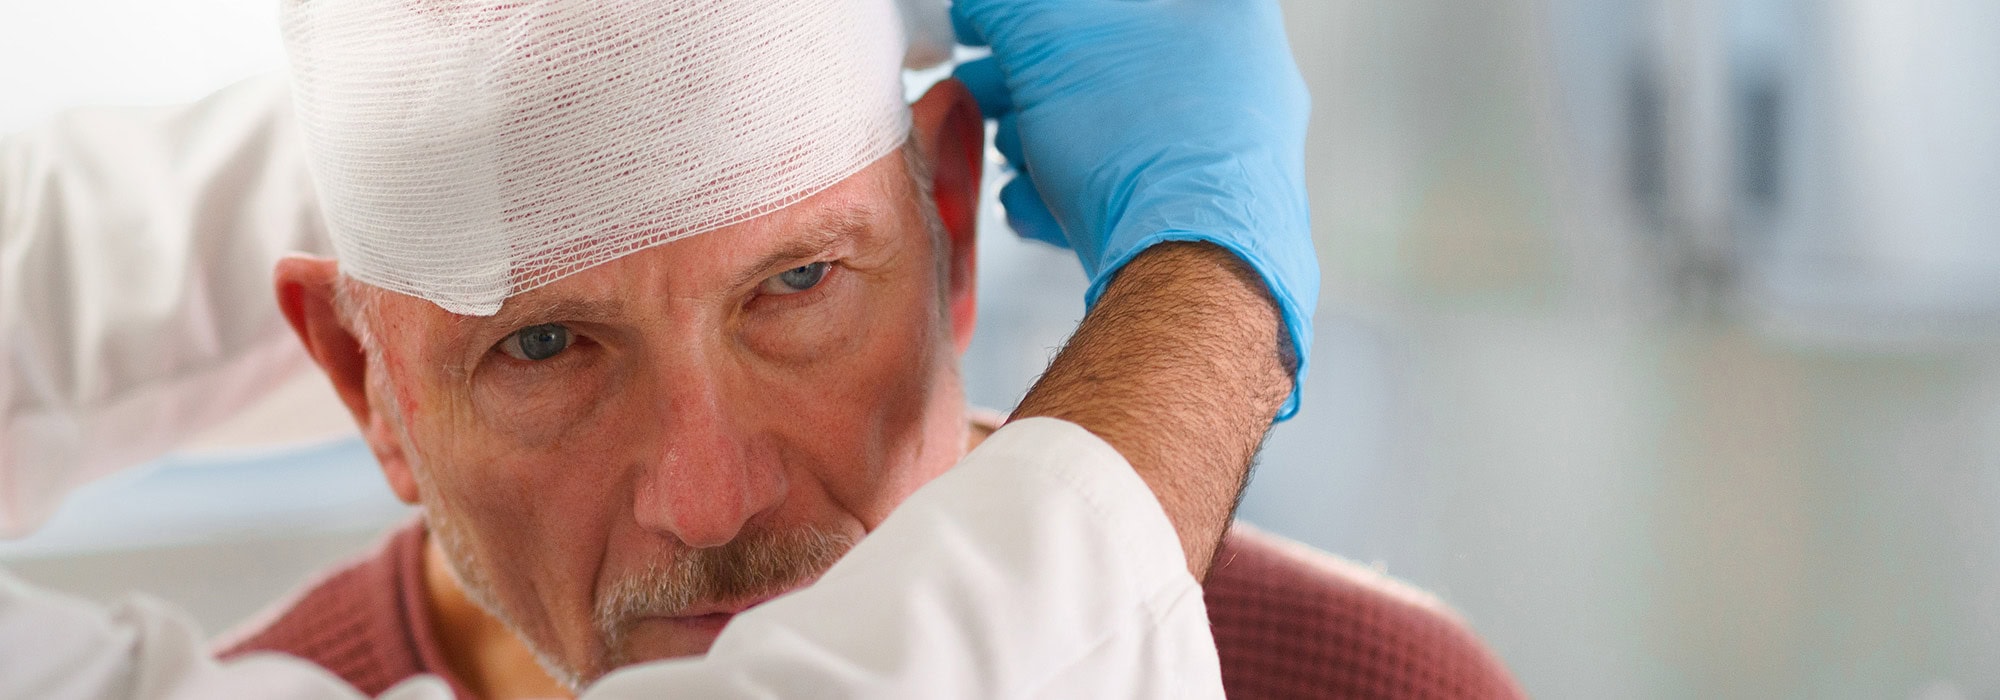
[1205,524,1526,700]
[215,520,431,697]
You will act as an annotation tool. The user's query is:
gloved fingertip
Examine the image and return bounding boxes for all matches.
[1003,212,1069,250]
[948,1,989,47]
[950,57,1013,116]
[1000,177,1069,249]
[993,113,1026,168]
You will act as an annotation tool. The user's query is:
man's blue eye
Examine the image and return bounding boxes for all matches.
[762,262,830,295]
[501,323,571,361]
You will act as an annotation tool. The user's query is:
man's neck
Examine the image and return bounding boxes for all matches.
[422,538,573,699]
[419,415,1002,698]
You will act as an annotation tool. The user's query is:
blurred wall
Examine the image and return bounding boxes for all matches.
[1233,1,2000,698]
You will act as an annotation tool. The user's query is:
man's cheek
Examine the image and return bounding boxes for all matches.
[738,270,883,362]
[818,325,945,517]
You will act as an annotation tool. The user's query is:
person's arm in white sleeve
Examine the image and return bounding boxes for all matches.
[0,75,320,537]
[589,242,1304,695]
[588,241,1291,697]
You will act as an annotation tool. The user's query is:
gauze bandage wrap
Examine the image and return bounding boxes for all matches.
[281,0,912,315]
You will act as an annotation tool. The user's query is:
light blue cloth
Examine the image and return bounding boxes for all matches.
[950,0,1319,418]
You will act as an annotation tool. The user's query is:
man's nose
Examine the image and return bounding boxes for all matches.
[630,370,788,549]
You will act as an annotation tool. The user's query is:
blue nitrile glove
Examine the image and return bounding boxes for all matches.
[950,0,1318,420]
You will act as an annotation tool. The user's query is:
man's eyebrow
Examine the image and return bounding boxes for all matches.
[459,298,626,339]
[726,204,874,290]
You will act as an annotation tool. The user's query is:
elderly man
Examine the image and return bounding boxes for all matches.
[218,0,1035,689]
[234,74,1005,688]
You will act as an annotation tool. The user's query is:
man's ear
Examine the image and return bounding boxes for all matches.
[909,78,984,355]
[273,256,421,504]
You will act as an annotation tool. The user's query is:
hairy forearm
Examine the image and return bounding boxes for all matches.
[1011,242,1295,579]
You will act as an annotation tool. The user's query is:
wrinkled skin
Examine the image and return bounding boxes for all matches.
[276,81,986,688]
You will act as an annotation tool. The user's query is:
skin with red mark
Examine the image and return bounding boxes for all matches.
[389,353,421,422]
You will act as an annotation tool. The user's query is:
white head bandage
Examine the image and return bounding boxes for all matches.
[281,0,914,315]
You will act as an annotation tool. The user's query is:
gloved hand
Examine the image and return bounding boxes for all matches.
[950,0,1318,419]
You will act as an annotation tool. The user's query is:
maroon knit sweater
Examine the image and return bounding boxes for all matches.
[218,521,1522,699]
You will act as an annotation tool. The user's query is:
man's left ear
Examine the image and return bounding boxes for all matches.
[909,78,984,354]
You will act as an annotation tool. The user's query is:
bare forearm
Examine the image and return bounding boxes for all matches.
[1011,242,1294,578]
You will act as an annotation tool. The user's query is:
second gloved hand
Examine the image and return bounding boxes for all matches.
[951,0,1318,419]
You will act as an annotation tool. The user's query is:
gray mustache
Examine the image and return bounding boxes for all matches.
[594,526,856,644]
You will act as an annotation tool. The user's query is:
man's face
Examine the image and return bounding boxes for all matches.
[339,148,976,685]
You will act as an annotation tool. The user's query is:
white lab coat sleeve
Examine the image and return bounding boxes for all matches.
[0,74,322,537]
[0,571,454,700]
[0,417,1220,699]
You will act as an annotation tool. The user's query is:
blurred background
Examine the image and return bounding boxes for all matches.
[4,0,1998,697]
